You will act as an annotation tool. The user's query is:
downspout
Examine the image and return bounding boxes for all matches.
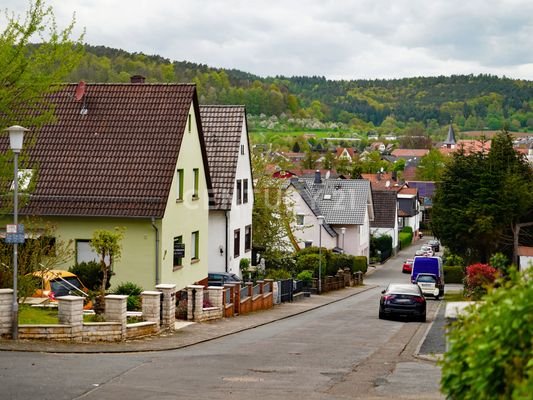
[151,217,160,285]
[225,211,229,272]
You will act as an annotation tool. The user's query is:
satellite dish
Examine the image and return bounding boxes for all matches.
[75,81,86,101]
[325,170,331,179]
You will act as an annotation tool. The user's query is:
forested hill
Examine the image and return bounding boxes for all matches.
[66,45,533,132]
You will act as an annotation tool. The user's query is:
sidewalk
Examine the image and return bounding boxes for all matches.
[0,285,376,354]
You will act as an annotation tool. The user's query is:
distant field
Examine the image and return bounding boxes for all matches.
[462,130,532,138]
[250,130,365,140]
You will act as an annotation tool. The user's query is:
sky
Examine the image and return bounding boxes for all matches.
[4,0,533,80]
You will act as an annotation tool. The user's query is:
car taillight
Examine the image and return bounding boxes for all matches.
[414,296,425,303]
[48,291,56,300]
[383,295,395,301]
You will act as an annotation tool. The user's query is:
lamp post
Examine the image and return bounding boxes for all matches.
[317,215,325,294]
[341,227,346,253]
[6,125,28,340]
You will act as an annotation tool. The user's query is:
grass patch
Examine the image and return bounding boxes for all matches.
[18,304,59,324]
[444,291,467,302]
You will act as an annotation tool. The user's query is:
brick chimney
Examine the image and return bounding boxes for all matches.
[130,75,146,84]
[314,170,322,184]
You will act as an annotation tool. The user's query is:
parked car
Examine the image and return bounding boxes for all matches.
[378,283,426,322]
[207,272,241,286]
[402,259,414,274]
[28,269,92,309]
[420,245,434,256]
[410,256,444,297]
[414,249,426,256]
[415,273,440,298]
[428,239,440,252]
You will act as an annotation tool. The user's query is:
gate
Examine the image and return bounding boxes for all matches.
[279,279,293,303]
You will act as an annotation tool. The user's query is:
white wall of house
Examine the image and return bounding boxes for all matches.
[332,224,360,256]
[371,225,399,253]
[519,255,533,271]
[216,121,254,278]
[208,211,227,273]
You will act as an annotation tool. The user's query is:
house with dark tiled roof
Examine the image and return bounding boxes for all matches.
[1,79,212,290]
[370,190,399,252]
[200,105,253,277]
[397,187,422,236]
[286,171,374,260]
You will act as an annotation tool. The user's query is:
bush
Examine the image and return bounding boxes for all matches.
[440,269,533,398]
[401,226,413,234]
[370,234,393,262]
[444,265,465,284]
[329,253,355,275]
[399,232,413,249]
[264,268,292,280]
[69,261,107,291]
[489,252,511,276]
[112,281,143,311]
[464,263,499,300]
[353,256,368,274]
[296,270,313,284]
[443,250,465,267]
[295,253,326,277]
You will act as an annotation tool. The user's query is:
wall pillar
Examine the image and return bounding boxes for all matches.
[187,285,204,321]
[141,291,161,327]
[156,284,176,330]
[0,289,13,338]
[57,295,84,342]
[207,286,223,309]
[105,294,128,339]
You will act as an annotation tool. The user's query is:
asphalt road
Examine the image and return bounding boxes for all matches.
[0,239,444,400]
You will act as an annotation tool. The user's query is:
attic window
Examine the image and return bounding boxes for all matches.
[323,194,332,200]
[240,144,245,155]
[11,169,33,191]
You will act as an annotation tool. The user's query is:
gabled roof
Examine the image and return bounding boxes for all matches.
[293,177,372,226]
[361,172,405,191]
[200,105,247,210]
[370,190,397,228]
[1,83,209,218]
[391,149,430,158]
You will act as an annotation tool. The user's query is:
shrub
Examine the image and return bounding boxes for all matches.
[69,261,106,291]
[264,268,292,280]
[443,265,465,284]
[401,226,413,234]
[489,252,511,276]
[399,232,413,249]
[112,281,143,311]
[329,253,355,275]
[353,256,368,274]
[370,234,393,262]
[443,251,465,267]
[296,270,313,284]
[440,269,533,398]
[464,263,498,300]
[295,253,326,277]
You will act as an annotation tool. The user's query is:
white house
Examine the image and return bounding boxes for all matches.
[200,105,253,278]
[286,171,374,261]
[517,246,533,271]
[397,187,422,236]
[370,190,400,253]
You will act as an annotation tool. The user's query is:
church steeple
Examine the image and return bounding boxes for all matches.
[443,122,456,148]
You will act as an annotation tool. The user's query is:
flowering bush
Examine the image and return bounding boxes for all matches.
[464,263,499,299]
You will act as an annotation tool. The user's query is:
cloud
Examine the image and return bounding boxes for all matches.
[2,0,533,79]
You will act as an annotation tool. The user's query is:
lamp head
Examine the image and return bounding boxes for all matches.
[341,227,346,234]
[317,215,325,225]
[5,125,29,153]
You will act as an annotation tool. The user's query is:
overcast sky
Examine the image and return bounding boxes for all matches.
[4,0,533,80]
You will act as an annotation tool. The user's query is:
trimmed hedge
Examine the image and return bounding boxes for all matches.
[399,232,413,249]
[329,253,354,275]
[353,256,368,274]
[444,265,465,284]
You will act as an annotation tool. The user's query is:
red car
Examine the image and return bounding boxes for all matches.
[402,259,414,274]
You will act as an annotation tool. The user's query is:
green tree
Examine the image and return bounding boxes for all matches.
[90,227,125,314]
[415,149,447,181]
[302,150,318,170]
[440,269,533,399]
[0,0,84,129]
[432,130,533,263]
[322,151,336,170]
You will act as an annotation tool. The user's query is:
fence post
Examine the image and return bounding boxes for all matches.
[105,294,128,340]
[207,286,223,309]
[0,289,13,338]
[57,295,84,342]
[187,285,204,321]
[232,282,241,314]
[156,284,176,330]
[141,291,161,327]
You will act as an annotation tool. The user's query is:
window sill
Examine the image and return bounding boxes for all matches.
[176,199,184,203]
[173,265,183,271]
[191,258,200,264]
[192,196,200,201]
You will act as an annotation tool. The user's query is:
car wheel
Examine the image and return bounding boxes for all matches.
[379,311,386,320]
[418,314,426,323]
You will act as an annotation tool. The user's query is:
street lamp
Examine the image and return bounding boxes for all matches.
[317,215,325,294]
[341,227,346,252]
[5,125,28,340]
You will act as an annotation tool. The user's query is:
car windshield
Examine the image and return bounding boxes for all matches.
[417,275,437,283]
[50,277,83,297]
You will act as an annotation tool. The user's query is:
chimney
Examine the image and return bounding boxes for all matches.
[314,170,322,184]
[130,75,146,84]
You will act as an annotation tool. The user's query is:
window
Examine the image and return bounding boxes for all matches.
[243,179,249,204]
[240,144,245,155]
[76,240,98,264]
[173,236,184,267]
[176,169,184,201]
[244,225,251,252]
[188,113,192,133]
[296,213,305,226]
[191,231,199,260]
[234,229,240,258]
[304,240,313,248]
[193,168,199,199]
[236,180,242,205]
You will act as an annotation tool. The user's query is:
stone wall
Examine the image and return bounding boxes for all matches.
[0,289,13,337]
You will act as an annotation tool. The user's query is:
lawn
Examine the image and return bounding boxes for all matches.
[18,304,59,324]
[444,291,468,302]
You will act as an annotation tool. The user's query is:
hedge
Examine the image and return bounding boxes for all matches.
[444,265,465,284]
[353,256,368,274]
[399,232,413,249]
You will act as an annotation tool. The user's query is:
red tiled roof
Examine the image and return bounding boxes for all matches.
[518,246,533,257]
[200,105,247,210]
[391,149,429,158]
[1,83,205,218]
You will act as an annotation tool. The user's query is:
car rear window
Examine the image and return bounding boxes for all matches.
[387,284,420,295]
[50,277,82,297]
[417,275,437,283]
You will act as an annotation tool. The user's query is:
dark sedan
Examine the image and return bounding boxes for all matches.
[378,283,426,322]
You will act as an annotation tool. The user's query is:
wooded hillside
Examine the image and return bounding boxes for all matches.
[66,45,533,133]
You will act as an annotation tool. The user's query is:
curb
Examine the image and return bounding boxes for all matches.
[414,300,444,363]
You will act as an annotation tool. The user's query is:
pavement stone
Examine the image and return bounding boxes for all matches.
[0,284,376,354]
